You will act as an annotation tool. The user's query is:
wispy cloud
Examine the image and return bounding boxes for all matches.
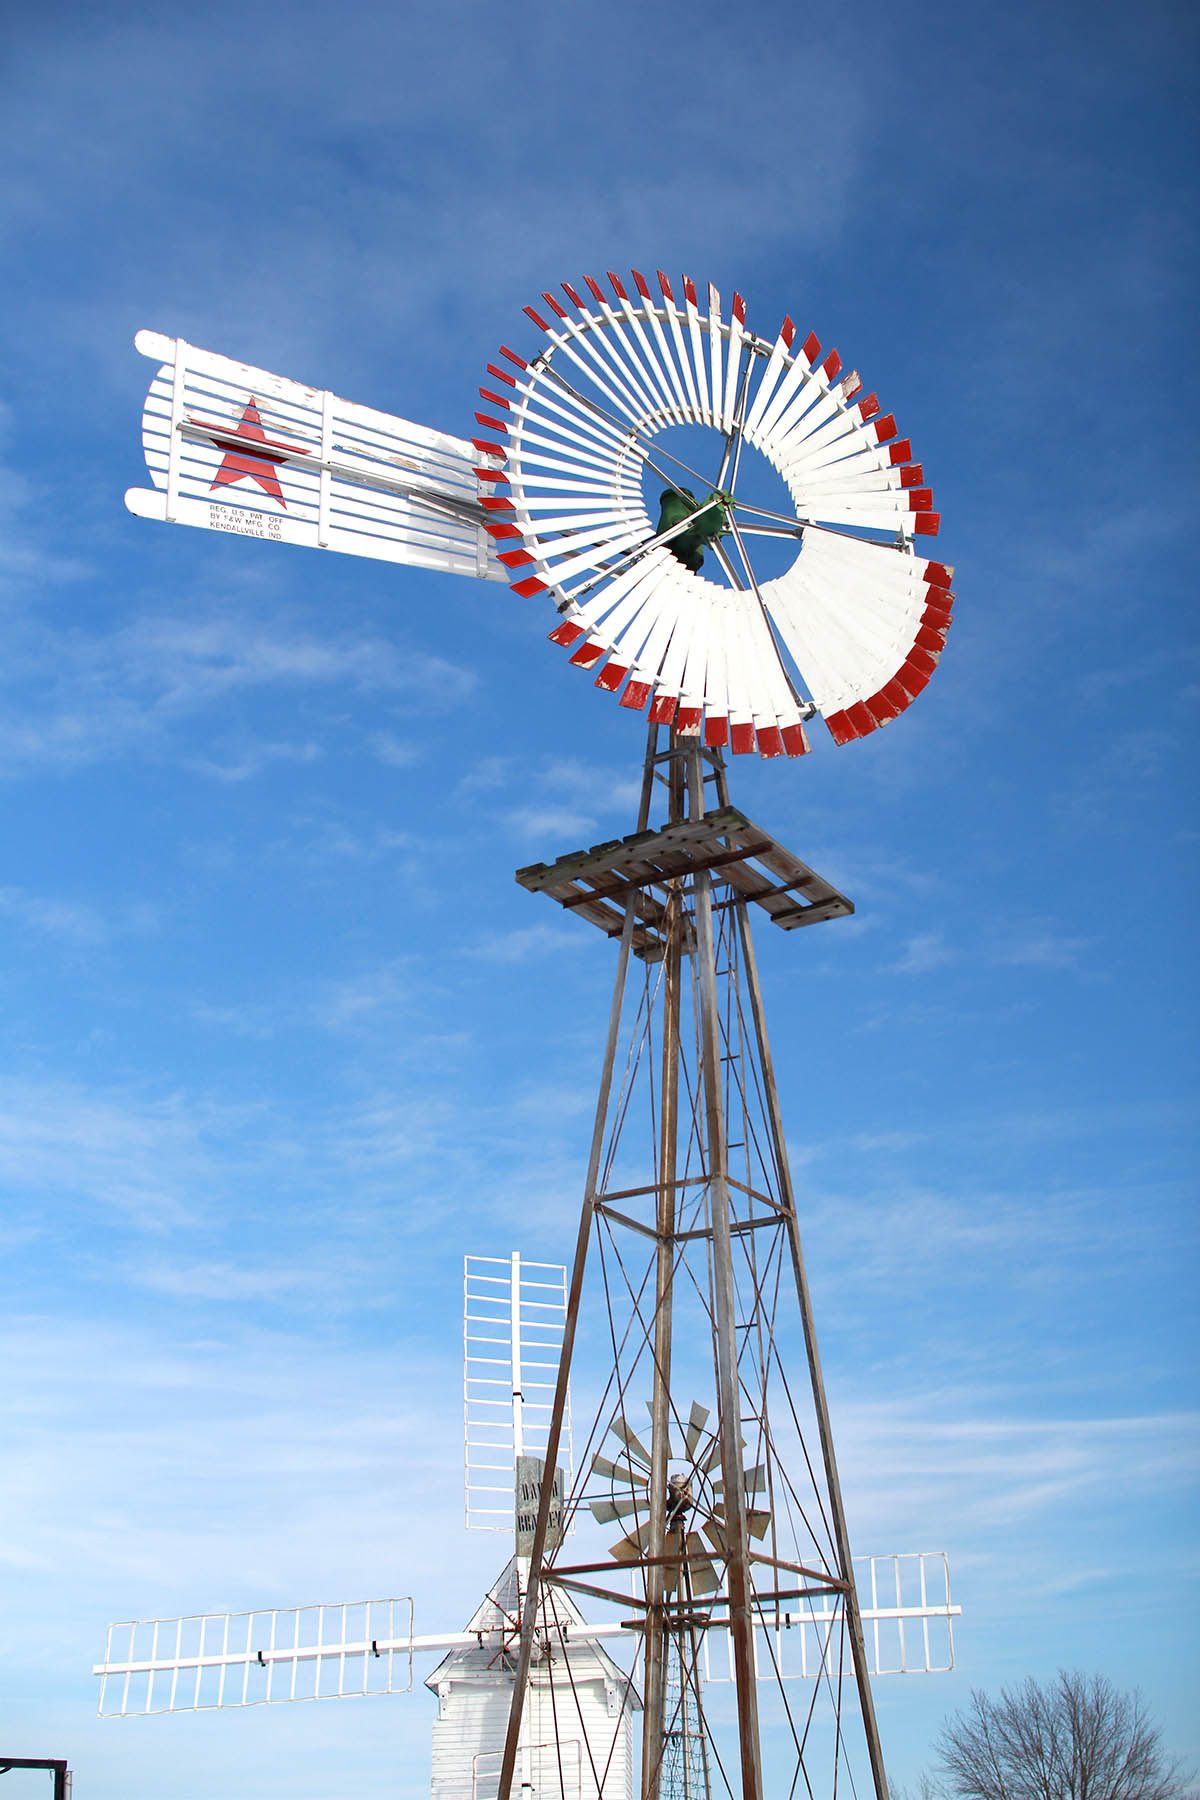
[128,1256,336,1302]
[0,605,477,778]
[837,1390,1200,1546]
[183,737,324,783]
[493,757,644,844]
[369,731,420,769]
[890,930,958,975]
[0,885,113,946]
[0,1078,235,1232]
[538,757,641,813]
[1,11,870,397]
[851,1129,929,1153]
[0,1309,476,1608]
[504,803,598,841]
[120,615,476,706]
[189,999,278,1041]
[272,815,416,864]
[456,754,514,797]
[453,750,644,845]
[0,450,92,597]
[992,926,1095,970]
[312,958,426,1031]
[467,922,580,963]
[802,1181,1088,1292]
[885,920,1097,979]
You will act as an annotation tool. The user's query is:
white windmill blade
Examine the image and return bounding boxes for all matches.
[94,1597,416,1716]
[91,1596,643,1719]
[127,330,507,582]
[701,1551,960,1685]
[480,271,954,757]
[92,1600,623,1719]
[463,1252,573,1535]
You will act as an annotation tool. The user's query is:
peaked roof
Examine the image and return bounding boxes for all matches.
[425,1554,640,1706]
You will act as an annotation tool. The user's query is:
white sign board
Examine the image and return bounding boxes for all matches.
[515,1455,565,1556]
[127,330,505,583]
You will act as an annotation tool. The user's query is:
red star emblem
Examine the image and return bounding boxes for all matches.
[189,397,310,508]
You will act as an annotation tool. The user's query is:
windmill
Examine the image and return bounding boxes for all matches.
[94,1251,645,1793]
[99,275,959,1798]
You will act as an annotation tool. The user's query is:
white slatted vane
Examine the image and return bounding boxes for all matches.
[128,331,506,582]
[701,1552,957,1684]
[481,271,955,755]
[464,1252,572,1535]
[96,1598,414,1716]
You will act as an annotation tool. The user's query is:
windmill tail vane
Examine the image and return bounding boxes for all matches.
[127,329,505,580]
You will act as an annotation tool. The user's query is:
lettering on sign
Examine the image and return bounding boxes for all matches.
[208,503,283,540]
[515,1454,565,1556]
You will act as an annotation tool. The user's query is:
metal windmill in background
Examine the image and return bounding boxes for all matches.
[93,1246,953,1791]
[101,273,959,1798]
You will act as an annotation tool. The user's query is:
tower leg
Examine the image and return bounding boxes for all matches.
[710,755,890,1800]
[496,729,659,1800]
[642,744,685,1800]
[687,743,764,1800]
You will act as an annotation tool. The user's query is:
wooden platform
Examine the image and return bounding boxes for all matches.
[515,805,853,959]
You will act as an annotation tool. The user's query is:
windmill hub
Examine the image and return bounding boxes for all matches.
[654,486,730,572]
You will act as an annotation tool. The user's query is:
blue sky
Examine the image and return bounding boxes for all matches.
[0,0,1196,1795]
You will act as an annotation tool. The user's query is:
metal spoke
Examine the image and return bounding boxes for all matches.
[715,426,739,494]
[725,515,812,715]
[727,516,769,615]
[709,537,747,593]
[728,496,809,529]
[731,494,899,551]
[715,355,754,492]
[727,421,748,501]
[542,362,724,497]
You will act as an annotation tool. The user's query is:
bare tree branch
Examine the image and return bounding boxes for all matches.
[934,1674,1192,1800]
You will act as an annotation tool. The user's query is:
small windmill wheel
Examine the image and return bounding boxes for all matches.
[476,271,953,757]
[588,1402,770,1598]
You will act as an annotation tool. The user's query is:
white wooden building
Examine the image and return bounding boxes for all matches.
[426,1556,640,1799]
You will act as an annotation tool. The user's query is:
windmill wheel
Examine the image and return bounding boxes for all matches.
[588,1402,770,1599]
[476,272,954,757]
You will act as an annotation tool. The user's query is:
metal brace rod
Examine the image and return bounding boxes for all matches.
[177,421,487,525]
